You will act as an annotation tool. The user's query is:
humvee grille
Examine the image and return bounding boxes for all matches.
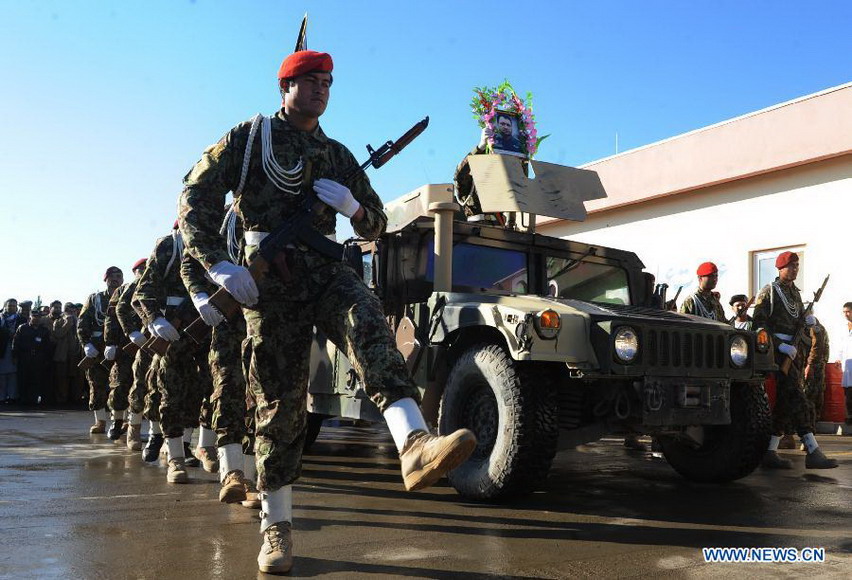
[646,329,726,371]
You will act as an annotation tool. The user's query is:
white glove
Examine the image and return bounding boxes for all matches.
[778,343,797,359]
[83,342,99,358]
[208,261,259,307]
[805,315,816,327]
[151,317,180,342]
[104,345,117,361]
[478,125,494,149]
[191,292,224,327]
[314,178,361,219]
[129,331,146,347]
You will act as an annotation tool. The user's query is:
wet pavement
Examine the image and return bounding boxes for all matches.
[0,409,850,579]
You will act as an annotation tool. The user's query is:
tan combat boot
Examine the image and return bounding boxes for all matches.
[219,470,248,503]
[196,446,219,473]
[399,429,477,491]
[126,424,143,451]
[777,434,796,449]
[167,458,189,484]
[90,420,106,434]
[257,522,293,574]
[242,478,261,509]
[805,448,839,469]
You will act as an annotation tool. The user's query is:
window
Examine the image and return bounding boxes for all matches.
[752,246,805,295]
[426,242,528,294]
[546,256,630,305]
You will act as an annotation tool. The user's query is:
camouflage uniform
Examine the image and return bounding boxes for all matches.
[182,251,253,450]
[804,322,829,424]
[179,111,420,490]
[133,233,213,439]
[116,279,151,417]
[752,278,814,436]
[77,290,112,411]
[104,282,134,412]
[679,291,726,321]
[143,354,162,422]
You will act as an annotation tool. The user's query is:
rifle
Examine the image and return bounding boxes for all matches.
[664,286,683,311]
[122,341,140,356]
[194,117,430,332]
[728,295,755,325]
[78,356,103,371]
[780,274,829,375]
[146,298,199,356]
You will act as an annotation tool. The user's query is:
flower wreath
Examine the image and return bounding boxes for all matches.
[471,80,546,158]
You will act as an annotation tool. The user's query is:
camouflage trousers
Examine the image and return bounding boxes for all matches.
[243,248,419,491]
[143,354,162,423]
[804,363,826,425]
[86,363,110,411]
[157,337,213,439]
[128,348,152,416]
[107,351,134,412]
[771,352,814,437]
[210,314,254,449]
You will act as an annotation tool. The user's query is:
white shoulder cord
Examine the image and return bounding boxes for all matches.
[219,206,240,264]
[234,114,262,198]
[692,293,716,320]
[94,293,105,326]
[260,115,303,194]
[771,280,799,319]
[163,230,184,279]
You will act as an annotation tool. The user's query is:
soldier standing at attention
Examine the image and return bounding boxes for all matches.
[679,262,726,321]
[752,251,837,469]
[78,267,124,433]
[133,223,213,482]
[178,49,476,574]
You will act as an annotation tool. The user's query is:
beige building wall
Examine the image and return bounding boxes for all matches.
[539,155,851,357]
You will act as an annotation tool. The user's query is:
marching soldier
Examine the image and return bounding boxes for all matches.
[679,262,726,321]
[133,223,213,482]
[804,318,829,427]
[752,251,837,469]
[103,260,148,439]
[115,258,152,450]
[178,49,476,573]
[78,266,124,433]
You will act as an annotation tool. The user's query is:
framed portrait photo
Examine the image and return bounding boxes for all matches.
[490,111,526,157]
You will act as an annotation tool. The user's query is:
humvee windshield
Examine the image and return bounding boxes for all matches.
[426,242,529,294]
[546,256,630,305]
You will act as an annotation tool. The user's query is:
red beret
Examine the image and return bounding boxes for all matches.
[132,258,147,272]
[775,251,799,269]
[278,50,333,80]
[103,266,122,281]
[173,219,179,230]
[696,262,718,276]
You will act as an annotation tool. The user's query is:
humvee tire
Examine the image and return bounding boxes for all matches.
[439,344,559,500]
[658,383,771,483]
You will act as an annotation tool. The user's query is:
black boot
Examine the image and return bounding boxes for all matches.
[183,442,201,468]
[143,433,164,462]
[108,419,125,441]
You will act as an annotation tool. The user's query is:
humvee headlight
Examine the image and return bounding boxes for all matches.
[534,309,561,339]
[730,336,749,368]
[755,329,770,354]
[613,327,639,363]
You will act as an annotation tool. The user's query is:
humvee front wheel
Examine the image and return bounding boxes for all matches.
[658,383,771,483]
[438,343,558,500]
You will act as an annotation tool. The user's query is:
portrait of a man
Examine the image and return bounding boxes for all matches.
[491,112,523,155]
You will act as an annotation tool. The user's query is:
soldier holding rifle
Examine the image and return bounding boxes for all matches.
[752,251,837,469]
[178,49,476,574]
[679,262,726,320]
[78,266,123,434]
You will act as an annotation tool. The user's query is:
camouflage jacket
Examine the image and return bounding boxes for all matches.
[180,248,216,299]
[133,232,190,326]
[104,282,130,346]
[77,289,111,346]
[679,291,726,321]
[178,110,387,270]
[752,277,802,337]
[115,279,143,336]
[807,323,830,367]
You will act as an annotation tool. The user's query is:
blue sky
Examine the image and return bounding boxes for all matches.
[1,1,850,304]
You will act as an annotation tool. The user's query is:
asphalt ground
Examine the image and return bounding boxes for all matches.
[0,409,849,579]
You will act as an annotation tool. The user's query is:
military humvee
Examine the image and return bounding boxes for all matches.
[307,155,774,500]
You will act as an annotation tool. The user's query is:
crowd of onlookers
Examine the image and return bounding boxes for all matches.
[0,298,89,407]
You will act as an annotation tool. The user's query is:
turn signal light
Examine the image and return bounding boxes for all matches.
[534,309,561,339]
[756,329,770,353]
